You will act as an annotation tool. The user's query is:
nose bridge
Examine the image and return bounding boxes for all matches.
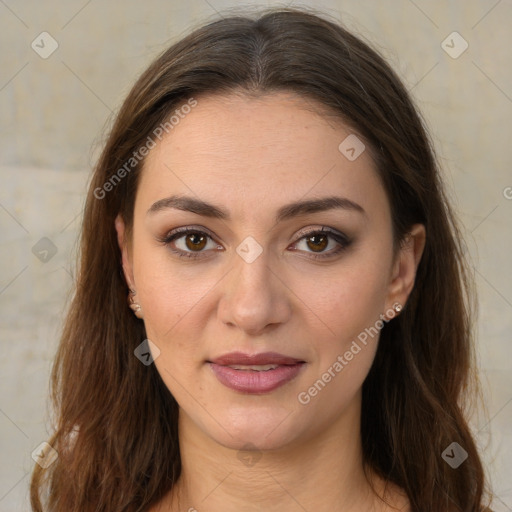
[218,235,290,333]
[234,236,273,291]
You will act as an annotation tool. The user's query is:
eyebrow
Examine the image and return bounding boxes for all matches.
[147,194,366,222]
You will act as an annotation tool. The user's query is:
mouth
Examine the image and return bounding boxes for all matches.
[226,364,281,371]
[207,352,306,394]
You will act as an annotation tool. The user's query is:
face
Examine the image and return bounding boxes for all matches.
[116,91,424,452]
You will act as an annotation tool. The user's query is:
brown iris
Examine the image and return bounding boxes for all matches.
[185,232,207,251]
[306,233,328,252]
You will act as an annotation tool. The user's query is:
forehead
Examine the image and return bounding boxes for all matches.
[137,91,389,225]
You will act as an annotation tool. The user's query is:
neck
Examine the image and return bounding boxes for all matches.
[162,394,400,512]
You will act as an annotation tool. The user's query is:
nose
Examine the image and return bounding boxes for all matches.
[217,243,292,336]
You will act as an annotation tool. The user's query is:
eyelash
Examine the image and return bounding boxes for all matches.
[157,226,352,261]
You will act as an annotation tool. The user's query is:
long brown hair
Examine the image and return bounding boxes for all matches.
[31,7,490,511]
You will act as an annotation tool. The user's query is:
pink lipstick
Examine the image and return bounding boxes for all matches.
[208,352,305,394]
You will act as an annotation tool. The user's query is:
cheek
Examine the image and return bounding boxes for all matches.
[132,243,215,342]
[298,283,384,399]
[290,259,390,344]
[293,272,386,421]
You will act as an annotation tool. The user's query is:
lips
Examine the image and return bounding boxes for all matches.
[207,352,306,394]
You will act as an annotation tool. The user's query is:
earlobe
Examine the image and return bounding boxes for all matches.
[385,223,426,315]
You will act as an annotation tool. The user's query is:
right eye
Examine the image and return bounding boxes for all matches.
[158,227,223,259]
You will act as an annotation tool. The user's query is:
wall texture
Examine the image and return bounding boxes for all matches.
[0,0,511,510]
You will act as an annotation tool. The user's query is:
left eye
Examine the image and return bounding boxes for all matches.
[289,228,351,259]
[293,231,344,254]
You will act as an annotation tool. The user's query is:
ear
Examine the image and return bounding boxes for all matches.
[115,214,135,290]
[385,223,426,314]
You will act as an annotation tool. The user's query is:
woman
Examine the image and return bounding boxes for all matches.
[31,7,491,512]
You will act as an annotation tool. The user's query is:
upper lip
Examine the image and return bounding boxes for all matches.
[208,351,304,366]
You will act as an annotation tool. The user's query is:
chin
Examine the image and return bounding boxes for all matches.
[215,426,300,453]
[199,401,309,452]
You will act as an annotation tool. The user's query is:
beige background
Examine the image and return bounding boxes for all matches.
[0,0,511,510]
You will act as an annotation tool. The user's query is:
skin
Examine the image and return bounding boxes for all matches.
[115,91,425,511]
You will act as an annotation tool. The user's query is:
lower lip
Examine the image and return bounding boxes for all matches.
[208,362,305,394]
